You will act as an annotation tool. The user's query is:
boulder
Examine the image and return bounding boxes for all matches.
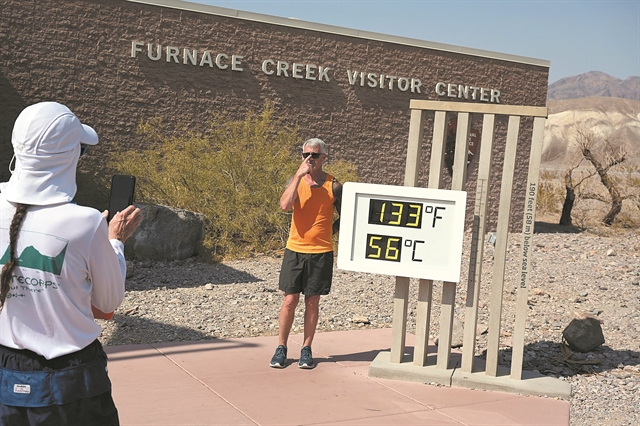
[434,318,465,348]
[124,203,206,261]
[562,313,605,353]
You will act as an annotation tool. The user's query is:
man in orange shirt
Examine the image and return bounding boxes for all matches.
[270,138,342,369]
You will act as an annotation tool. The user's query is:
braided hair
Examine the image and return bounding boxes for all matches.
[0,203,29,310]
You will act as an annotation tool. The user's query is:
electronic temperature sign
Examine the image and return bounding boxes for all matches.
[337,183,467,282]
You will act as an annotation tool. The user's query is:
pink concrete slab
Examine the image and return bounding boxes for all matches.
[438,395,570,426]
[373,377,526,409]
[150,340,434,425]
[289,328,416,359]
[317,410,462,425]
[106,344,255,425]
[153,336,294,378]
[199,369,436,425]
[107,344,200,386]
[368,358,569,424]
[287,328,419,377]
[153,338,270,371]
[103,329,570,426]
[290,329,391,367]
[151,338,266,359]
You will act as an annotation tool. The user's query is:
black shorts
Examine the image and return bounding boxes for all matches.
[0,340,119,426]
[279,248,334,296]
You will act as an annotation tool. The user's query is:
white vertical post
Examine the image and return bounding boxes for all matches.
[413,280,433,366]
[461,114,496,373]
[404,109,425,187]
[451,112,470,190]
[392,108,425,363]
[414,110,447,366]
[511,116,546,379]
[390,276,410,363]
[437,112,470,369]
[485,115,520,377]
[428,111,448,187]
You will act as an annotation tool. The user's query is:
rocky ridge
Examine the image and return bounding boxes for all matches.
[98,227,640,426]
[542,96,640,168]
[547,71,640,101]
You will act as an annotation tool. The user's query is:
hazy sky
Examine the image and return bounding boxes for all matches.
[190,0,639,84]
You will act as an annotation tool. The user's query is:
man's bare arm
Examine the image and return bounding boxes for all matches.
[279,175,300,211]
[280,154,315,210]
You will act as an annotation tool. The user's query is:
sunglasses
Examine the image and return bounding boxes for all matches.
[80,144,89,157]
[302,152,322,159]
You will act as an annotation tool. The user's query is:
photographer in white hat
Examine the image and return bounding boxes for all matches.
[0,101,141,425]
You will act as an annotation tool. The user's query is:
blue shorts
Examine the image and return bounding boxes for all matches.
[0,340,119,426]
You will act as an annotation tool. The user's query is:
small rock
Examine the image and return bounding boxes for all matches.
[477,325,488,335]
[124,307,138,316]
[352,315,370,324]
[563,314,605,352]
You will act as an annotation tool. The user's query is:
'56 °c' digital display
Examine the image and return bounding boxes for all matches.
[365,234,402,262]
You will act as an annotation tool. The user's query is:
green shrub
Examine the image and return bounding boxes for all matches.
[109,103,359,259]
[109,104,298,259]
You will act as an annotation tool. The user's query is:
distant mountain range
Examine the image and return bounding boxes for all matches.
[542,71,640,168]
[548,71,640,101]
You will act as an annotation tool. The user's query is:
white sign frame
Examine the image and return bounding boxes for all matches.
[337,182,467,282]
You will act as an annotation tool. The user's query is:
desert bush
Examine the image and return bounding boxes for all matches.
[536,170,564,215]
[108,103,358,259]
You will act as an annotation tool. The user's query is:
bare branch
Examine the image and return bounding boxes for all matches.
[580,192,610,203]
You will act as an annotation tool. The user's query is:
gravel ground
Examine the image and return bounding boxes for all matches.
[99,226,640,426]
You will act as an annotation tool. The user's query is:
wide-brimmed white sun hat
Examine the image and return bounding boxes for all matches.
[1,102,98,205]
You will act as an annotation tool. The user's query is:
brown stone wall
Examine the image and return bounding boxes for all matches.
[0,0,548,231]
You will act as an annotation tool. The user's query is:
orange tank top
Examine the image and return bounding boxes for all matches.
[286,174,335,253]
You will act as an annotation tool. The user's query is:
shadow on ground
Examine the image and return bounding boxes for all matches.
[534,221,583,234]
[125,261,267,291]
[100,313,220,347]
[487,341,640,378]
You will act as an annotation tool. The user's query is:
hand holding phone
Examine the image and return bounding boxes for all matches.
[108,205,143,242]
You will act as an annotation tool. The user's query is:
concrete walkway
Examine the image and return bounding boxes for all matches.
[105,328,570,425]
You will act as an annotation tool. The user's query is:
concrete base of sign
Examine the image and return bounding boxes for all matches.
[369,351,571,399]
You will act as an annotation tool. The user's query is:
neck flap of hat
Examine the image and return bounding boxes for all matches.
[1,102,89,205]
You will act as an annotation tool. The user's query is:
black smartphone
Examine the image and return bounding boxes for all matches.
[108,175,136,222]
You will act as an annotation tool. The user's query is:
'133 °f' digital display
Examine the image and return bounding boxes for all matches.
[368,199,422,228]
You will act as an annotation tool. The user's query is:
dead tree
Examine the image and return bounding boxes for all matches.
[559,158,596,226]
[574,128,627,226]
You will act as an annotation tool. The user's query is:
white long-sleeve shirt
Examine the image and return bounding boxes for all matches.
[0,199,126,359]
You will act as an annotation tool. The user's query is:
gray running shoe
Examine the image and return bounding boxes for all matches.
[270,345,287,368]
[298,345,315,369]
